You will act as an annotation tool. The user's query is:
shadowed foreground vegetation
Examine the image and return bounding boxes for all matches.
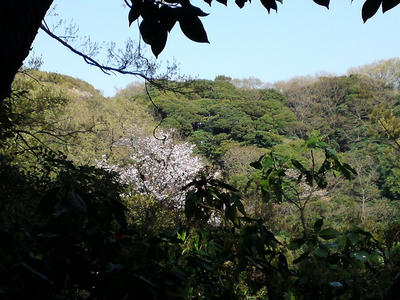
[1,60,400,298]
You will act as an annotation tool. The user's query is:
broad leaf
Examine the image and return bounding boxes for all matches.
[291,159,306,173]
[293,250,310,264]
[346,232,359,245]
[139,19,168,57]
[351,251,369,262]
[314,218,323,232]
[67,191,87,212]
[319,228,340,240]
[210,179,239,191]
[288,237,306,250]
[362,0,382,22]
[235,0,247,8]
[313,0,330,8]
[128,5,141,26]
[263,156,274,169]
[260,0,278,13]
[314,247,329,258]
[382,0,400,12]
[188,4,209,17]
[250,160,263,170]
[179,15,209,43]
[159,6,180,32]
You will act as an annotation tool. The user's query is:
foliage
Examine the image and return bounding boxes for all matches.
[146,79,296,159]
[281,74,396,151]
[349,58,400,90]
[2,67,400,298]
[126,0,400,56]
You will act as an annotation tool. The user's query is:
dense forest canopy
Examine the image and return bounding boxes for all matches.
[2,57,400,298]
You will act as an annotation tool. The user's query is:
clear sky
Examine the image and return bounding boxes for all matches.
[29,0,400,97]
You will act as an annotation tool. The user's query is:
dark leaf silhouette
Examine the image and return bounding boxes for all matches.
[204,0,212,5]
[216,0,228,6]
[179,14,209,43]
[313,0,330,9]
[382,0,400,12]
[140,19,168,57]
[188,4,209,17]
[362,0,382,22]
[151,29,168,58]
[139,18,158,45]
[260,0,278,13]
[314,218,324,233]
[235,0,247,8]
[140,1,159,19]
[160,6,180,32]
[128,5,141,26]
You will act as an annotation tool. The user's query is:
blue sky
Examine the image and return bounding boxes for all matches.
[29,0,400,97]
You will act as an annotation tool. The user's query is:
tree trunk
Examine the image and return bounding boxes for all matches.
[0,0,53,105]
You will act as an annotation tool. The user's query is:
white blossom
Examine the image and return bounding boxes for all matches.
[98,129,203,210]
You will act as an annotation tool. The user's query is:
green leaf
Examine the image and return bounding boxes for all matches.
[18,263,52,284]
[185,192,198,219]
[250,160,263,170]
[272,185,283,202]
[305,171,314,186]
[210,179,239,192]
[346,232,359,245]
[342,162,357,175]
[177,230,187,242]
[314,175,328,188]
[314,218,324,232]
[319,228,340,240]
[351,251,369,262]
[337,235,347,248]
[261,189,270,203]
[278,253,289,273]
[322,242,338,248]
[306,137,318,148]
[293,251,310,264]
[67,191,87,212]
[260,179,269,190]
[291,159,306,173]
[288,237,306,250]
[329,281,343,288]
[236,199,246,216]
[314,247,329,258]
[263,156,274,169]
[226,205,239,226]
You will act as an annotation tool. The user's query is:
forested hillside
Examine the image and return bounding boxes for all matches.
[2,59,400,298]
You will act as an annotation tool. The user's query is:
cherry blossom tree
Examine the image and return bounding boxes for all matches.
[98,129,204,209]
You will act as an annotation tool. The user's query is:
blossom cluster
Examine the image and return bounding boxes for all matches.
[98,129,203,209]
